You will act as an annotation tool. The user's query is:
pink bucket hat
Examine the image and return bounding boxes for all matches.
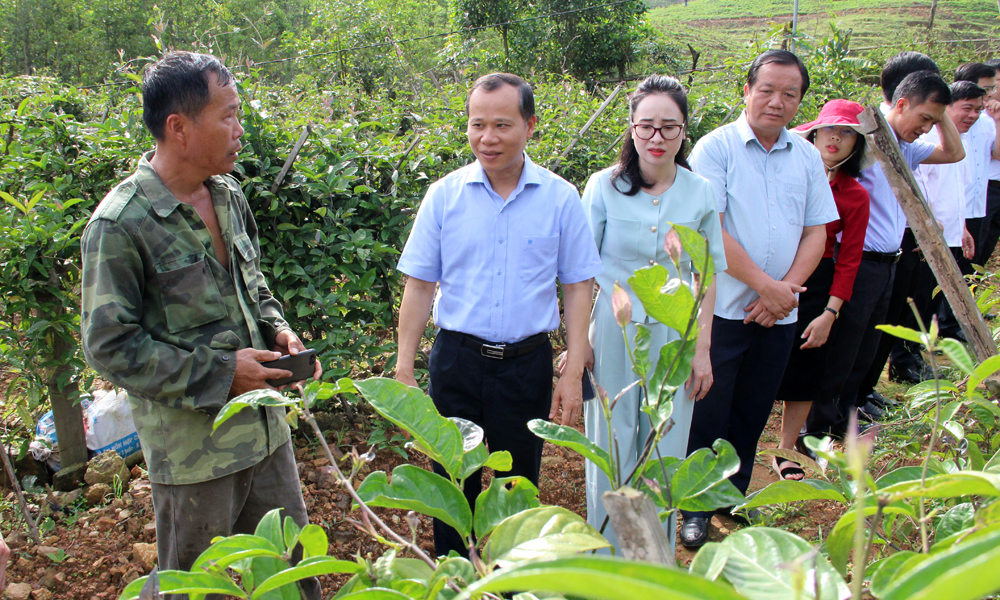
[794,99,874,170]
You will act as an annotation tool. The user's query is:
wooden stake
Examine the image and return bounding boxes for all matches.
[601,487,675,566]
[858,106,996,365]
[270,125,312,194]
[0,447,40,545]
[550,84,624,171]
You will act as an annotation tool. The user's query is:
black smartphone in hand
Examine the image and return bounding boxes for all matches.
[582,367,596,401]
[261,348,317,386]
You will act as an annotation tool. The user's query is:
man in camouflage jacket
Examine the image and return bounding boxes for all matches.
[80,52,321,600]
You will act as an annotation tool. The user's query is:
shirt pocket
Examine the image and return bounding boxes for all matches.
[779,183,807,226]
[519,235,560,286]
[234,232,261,304]
[154,253,228,334]
[603,216,640,260]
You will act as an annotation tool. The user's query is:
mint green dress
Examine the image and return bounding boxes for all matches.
[582,165,727,552]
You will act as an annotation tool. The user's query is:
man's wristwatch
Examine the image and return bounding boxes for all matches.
[824,307,839,319]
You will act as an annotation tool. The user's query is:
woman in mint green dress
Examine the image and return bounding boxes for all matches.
[582,75,727,551]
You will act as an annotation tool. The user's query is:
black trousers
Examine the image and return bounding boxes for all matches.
[805,258,895,438]
[427,328,552,557]
[975,180,1000,266]
[681,317,795,519]
[859,229,922,399]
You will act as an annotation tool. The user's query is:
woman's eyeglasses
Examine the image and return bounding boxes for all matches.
[819,125,858,138]
[632,123,684,141]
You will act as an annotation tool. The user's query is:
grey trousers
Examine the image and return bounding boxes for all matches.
[151,440,321,600]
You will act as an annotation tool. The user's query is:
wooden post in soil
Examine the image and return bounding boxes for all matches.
[46,300,89,470]
[858,106,998,370]
[602,487,676,566]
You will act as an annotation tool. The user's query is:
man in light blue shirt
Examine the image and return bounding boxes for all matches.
[395,73,602,558]
[845,60,964,423]
[680,50,838,548]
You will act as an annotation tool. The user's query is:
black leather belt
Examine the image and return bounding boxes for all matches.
[862,250,902,264]
[451,330,548,360]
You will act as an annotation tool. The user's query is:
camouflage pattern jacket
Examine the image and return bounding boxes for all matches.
[81,153,291,485]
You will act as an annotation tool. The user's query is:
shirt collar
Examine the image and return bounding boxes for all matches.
[136,150,227,218]
[467,151,541,195]
[735,111,792,151]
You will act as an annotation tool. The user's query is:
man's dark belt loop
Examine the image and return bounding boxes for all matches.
[862,249,902,264]
[448,330,547,360]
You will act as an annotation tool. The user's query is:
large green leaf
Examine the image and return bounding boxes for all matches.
[879,471,1000,499]
[354,378,464,477]
[648,339,696,410]
[629,264,695,332]
[669,439,742,510]
[214,389,299,431]
[356,464,472,538]
[875,324,926,345]
[869,552,921,597]
[528,419,613,483]
[155,571,246,597]
[936,502,975,541]
[373,549,435,584]
[632,324,652,382]
[736,479,847,511]
[482,506,610,567]
[474,476,542,539]
[672,222,714,284]
[460,444,512,480]
[191,534,282,572]
[337,590,414,599]
[939,338,975,376]
[690,528,849,600]
[824,506,914,577]
[255,508,287,553]
[456,555,746,600]
[251,557,365,599]
[881,528,1000,600]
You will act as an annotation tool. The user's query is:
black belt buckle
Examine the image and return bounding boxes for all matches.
[482,343,506,359]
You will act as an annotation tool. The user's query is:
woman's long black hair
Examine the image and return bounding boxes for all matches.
[610,75,691,196]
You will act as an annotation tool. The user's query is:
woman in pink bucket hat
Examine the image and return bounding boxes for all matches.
[772,99,874,480]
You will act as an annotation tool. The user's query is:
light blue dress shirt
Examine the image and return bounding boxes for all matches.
[858,104,936,252]
[397,153,603,343]
[690,111,837,325]
[964,112,996,219]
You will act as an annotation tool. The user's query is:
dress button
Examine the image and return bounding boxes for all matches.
[773,225,777,230]
[652,199,660,206]
[648,259,655,265]
[222,355,230,362]
[650,226,657,233]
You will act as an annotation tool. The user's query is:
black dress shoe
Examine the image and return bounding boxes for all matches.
[680,516,709,548]
[866,390,897,409]
[889,363,933,384]
[858,400,885,423]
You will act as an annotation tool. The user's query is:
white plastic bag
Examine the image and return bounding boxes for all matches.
[85,389,141,459]
[31,389,141,471]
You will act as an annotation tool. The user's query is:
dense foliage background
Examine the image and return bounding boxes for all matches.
[0,0,997,465]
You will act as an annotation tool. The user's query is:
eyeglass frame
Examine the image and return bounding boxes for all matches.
[630,122,685,141]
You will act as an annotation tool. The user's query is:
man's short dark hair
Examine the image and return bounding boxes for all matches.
[955,62,996,83]
[746,49,810,97]
[142,51,234,140]
[986,58,1000,71]
[950,80,987,103]
[892,71,952,107]
[881,52,939,103]
[465,73,535,122]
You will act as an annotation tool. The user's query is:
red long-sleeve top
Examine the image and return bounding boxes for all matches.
[824,170,870,302]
